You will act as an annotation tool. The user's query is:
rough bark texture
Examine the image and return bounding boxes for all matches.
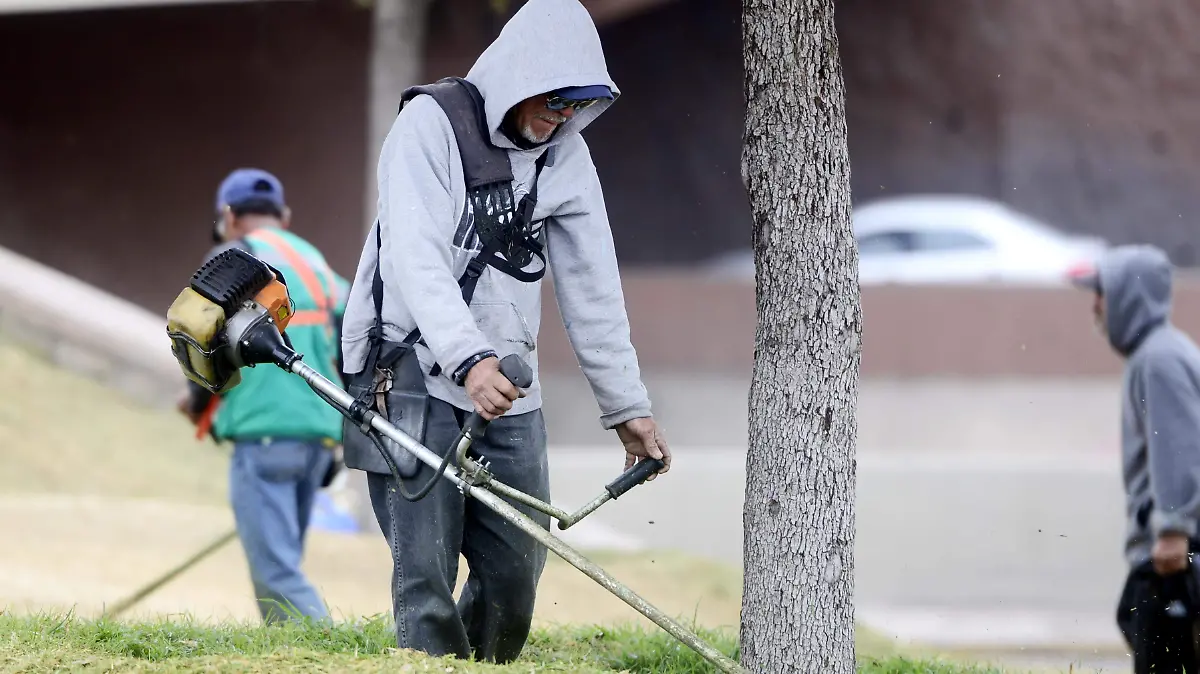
[740,0,860,672]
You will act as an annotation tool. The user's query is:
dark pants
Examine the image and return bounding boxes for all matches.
[1117,561,1200,673]
[366,397,550,663]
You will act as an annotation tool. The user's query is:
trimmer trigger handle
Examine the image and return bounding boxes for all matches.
[461,355,532,440]
[463,412,489,440]
[605,458,666,500]
[497,354,533,388]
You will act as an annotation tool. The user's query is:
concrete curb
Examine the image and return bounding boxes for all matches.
[926,643,1130,658]
[0,246,181,406]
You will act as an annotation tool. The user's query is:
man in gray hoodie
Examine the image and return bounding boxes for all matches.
[1075,244,1200,672]
[338,0,670,663]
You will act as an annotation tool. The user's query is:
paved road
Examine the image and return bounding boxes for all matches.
[543,445,1133,669]
[339,442,1133,669]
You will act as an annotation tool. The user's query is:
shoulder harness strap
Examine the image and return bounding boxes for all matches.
[367,76,553,377]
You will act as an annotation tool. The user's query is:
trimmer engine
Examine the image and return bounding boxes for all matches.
[166,247,298,394]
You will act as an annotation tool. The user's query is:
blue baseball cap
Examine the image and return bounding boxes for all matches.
[215,168,286,213]
[552,85,614,102]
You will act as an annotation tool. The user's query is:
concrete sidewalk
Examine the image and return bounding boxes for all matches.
[541,445,1131,665]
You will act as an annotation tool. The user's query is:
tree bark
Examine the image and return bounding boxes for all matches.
[739,0,860,672]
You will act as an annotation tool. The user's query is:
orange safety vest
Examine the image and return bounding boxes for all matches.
[194,229,340,441]
[247,228,340,335]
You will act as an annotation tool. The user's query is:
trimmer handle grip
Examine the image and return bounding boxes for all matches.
[605,458,666,500]
[498,354,534,388]
[462,354,533,438]
[462,412,490,440]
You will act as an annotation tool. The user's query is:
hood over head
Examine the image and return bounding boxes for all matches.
[1096,244,1174,355]
[464,0,619,151]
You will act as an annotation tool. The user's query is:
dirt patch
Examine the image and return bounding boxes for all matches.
[0,493,741,632]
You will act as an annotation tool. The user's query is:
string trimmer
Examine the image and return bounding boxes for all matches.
[162,246,745,673]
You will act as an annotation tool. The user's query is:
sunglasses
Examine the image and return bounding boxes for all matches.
[545,94,601,112]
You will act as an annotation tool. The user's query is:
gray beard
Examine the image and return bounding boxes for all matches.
[520,114,565,144]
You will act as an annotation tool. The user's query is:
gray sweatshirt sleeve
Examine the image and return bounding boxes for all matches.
[545,148,652,429]
[1142,352,1200,538]
[377,96,496,378]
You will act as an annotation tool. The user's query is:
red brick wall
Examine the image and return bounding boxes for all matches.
[0,0,371,314]
[536,274,1200,378]
[838,0,1200,266]
[1000,0,1200,266]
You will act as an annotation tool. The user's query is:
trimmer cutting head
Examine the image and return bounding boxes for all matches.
[166,247,299,394]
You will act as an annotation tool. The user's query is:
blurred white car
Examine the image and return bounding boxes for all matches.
[701,194,1107,286]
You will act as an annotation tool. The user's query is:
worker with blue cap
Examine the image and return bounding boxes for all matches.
[178,167,351,625]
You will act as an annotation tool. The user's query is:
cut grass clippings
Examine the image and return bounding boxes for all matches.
[0,613,1010,674]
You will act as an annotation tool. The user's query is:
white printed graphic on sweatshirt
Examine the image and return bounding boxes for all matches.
[451,184,545,268]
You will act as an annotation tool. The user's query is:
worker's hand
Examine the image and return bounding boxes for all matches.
[321,447,344,489]
[616,417,671,482]
[1153,532,1192,576]
[176,391,200,424]
[464,356,524,420]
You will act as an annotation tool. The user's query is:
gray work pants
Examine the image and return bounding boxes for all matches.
[366,396,550,663]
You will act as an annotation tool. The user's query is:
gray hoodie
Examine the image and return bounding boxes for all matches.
[1095,245,1200,566]
[340,0,652,429]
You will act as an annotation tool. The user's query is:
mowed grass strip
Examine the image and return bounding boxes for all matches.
[0,613,1011,673]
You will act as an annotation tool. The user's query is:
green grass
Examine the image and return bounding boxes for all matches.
[0,336,228,505]
[0,613,1010,673]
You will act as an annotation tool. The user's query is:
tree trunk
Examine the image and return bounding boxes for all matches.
[739,0,860,672]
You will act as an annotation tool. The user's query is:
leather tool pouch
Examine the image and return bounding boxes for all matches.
[342,339,428,478]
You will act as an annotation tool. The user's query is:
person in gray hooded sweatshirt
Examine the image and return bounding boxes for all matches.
[1075,244,1200,672]
[338,0,671,663]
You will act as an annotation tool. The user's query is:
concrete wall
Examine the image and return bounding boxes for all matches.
[1000,1,1200,266]
[0,247,181,408]
[839,0,1006,205]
